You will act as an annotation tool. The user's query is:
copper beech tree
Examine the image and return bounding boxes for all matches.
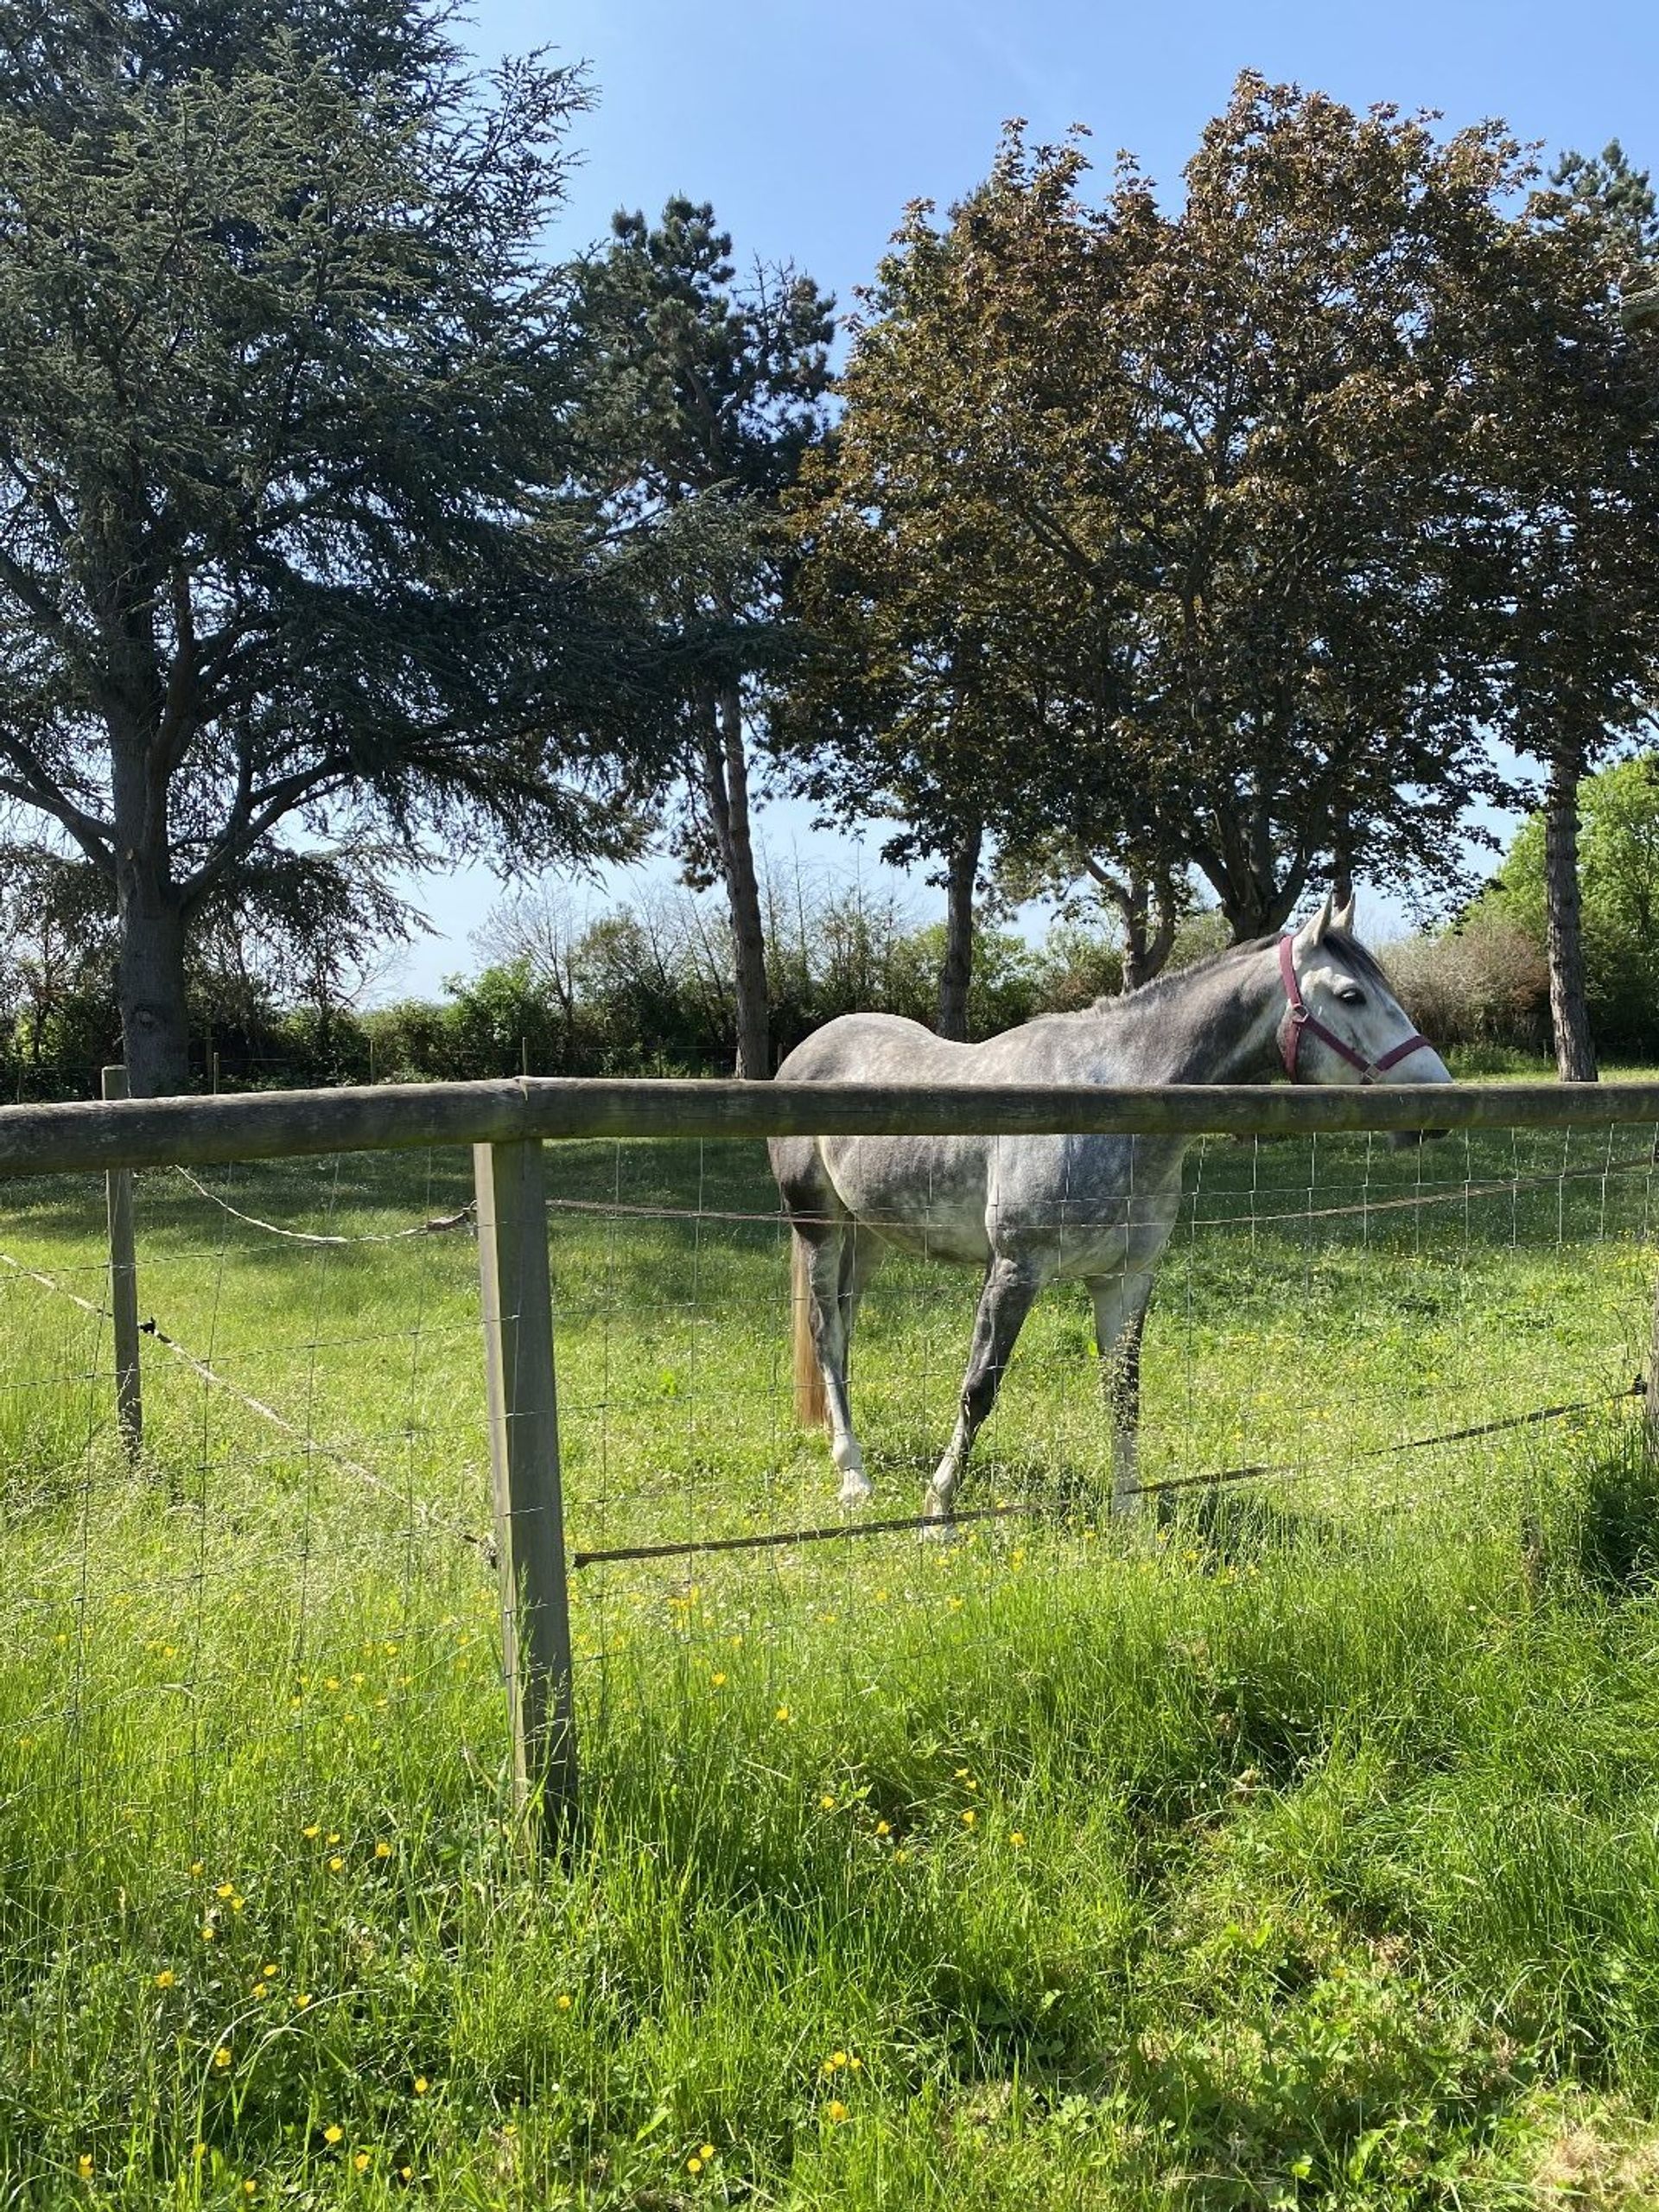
[797,79,1659,1026]
[1468,148,1659,1080]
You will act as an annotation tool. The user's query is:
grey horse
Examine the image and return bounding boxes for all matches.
[769,896,1452,1522]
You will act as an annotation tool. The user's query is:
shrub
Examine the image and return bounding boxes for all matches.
[1381,918,1550,1053]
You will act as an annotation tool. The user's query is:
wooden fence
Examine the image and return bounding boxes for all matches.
[7,1070,1659,1856]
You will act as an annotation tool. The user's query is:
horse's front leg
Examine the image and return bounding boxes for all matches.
[925,1256,1043,1523]
[1090,1270,1154,1516]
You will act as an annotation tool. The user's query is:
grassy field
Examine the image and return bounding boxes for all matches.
[4,1115,1659,2206]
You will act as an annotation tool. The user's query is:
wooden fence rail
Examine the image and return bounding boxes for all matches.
[0,1074,1657,1179]
[12,1070,1659,1859]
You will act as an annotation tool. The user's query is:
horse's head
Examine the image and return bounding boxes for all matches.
[1278,896,1451,1139]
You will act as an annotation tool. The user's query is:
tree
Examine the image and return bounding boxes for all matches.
[571,200,834,1076]
[798,86,1528,958]
[0,0,664,1092]
[1481,755,1659,1058]
[1468,147,1659,1080]
[789,138,1114,1022]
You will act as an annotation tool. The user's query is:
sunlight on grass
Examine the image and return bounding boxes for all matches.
[2,1125,1659,2204]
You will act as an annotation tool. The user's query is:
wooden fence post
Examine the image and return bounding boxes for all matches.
[1648,1271,1659,1461]
[474,1135,578,1852]
[101,1065,142,1459]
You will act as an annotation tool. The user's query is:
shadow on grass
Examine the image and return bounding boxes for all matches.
[1565,1431,1659,1600]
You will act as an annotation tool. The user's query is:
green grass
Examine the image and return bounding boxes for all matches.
[4,1120,1659,2204]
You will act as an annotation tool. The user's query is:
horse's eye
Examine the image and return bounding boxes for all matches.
[1336,987,1365,1007]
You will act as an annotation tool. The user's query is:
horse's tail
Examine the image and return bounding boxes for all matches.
[791,1233,828,1431]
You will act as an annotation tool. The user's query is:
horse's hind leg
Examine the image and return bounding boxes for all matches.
[925,1256,1042,1522]
[796,1224,874,1505]
[1089,1269,1154,1516]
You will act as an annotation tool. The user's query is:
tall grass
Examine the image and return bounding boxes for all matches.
[2,1128,1658,2205]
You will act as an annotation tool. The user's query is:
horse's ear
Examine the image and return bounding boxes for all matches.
[1296,893,1336,950]
[1332,891,1357,935]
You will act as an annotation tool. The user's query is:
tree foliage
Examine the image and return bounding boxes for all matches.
[0,0,667,1090]
[570,198,834,1072]
[794,78,1604,947]
[1481,757,1659,1055]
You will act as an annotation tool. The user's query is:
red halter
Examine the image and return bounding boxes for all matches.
[1278,933,1434,1085]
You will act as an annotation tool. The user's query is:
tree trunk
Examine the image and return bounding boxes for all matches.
[698,686,771,1079]
[937,821,982,1040]
[1544,747,1599,1083]
[1117,872,1179,992]
[115,868,190,1096]
[110,722,191,1097]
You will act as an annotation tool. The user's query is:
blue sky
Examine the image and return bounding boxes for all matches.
[385,0,1659,995]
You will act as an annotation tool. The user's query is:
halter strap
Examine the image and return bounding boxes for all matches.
[1278,932,1433,1085]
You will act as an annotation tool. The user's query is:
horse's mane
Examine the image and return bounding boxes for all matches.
[1088,927,1391,1014]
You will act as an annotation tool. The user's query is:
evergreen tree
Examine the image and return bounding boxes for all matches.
[0,0,664,1091]
[572,200,834,1077]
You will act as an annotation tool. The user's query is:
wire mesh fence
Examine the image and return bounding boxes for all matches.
[2,1080,1657,2190]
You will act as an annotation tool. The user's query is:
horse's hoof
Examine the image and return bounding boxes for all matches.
[837,1473,874,1509]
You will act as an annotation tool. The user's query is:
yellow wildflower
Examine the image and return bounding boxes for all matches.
[155,1969,175,1988]
[826,2100,849,2122]
[323,2124,343,2145]
[414,2077,429,2095]
[213,2046,232,2069]
[374,1840,391,1859]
